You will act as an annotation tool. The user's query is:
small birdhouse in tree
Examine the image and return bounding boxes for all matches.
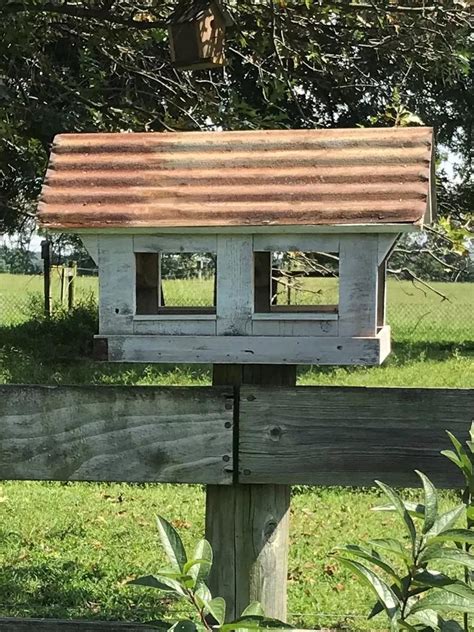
[168,0,233,70]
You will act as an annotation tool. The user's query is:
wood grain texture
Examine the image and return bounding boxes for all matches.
[0,385,233,484]
[377,234,398,265]
[253,234,339,253]
[207,365,294,622]
[106,331,388,365]
[251,319,338,337]
[239,386,474,487]
[133,318,216,335]
[377,260,387,328]
[134,234,217,253]
[338,235,378,337]
[216,235,253,335]
[98,235,135,334]
[0,618,158,631]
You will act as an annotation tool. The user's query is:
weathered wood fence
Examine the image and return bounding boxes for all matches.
[0,383,473,630]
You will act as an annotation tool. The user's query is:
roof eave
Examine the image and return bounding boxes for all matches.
[38,223,423,235]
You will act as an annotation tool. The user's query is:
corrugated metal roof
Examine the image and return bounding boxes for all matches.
[38,127,435,231]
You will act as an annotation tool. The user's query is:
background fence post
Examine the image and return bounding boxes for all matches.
[206,364,295,622]
[41,239,52,316]
[67,261,77,311]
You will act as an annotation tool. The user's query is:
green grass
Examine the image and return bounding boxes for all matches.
[1,273,473,344]
[0,276,473,629]
[0,481,463,631]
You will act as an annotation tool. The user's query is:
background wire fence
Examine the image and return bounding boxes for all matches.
[1,271,472,345]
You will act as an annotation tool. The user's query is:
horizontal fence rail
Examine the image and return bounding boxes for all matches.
[0,385,234,485]
[0,618,158,631]
[0,384,472,488]
[240,386,474,488]
[0,383,473,631]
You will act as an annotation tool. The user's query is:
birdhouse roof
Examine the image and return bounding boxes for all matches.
[38,127,436,233]
[168,0,234,26]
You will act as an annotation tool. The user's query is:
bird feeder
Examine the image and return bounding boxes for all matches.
[168,0,233,70]
[38,127,436,366]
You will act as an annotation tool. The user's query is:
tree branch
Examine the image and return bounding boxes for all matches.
[3,2,168,29]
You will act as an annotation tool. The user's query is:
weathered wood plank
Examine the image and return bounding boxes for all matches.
[253,234,340,253]
[98,235,135,334]
[377,260,387,327]
[106,330,389,365]
[338,235,378,337]
[0,385,233,484]
[207,365,294,622]
[0,619,313,632]
[134,234,217,253]
[0,618,158,631]
[133,317,216,335]
[251,319,338,337]
[239,386,474,487]
[377,234,398,265]
[216,235,253,335]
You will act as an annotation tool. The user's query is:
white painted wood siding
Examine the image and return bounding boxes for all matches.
[134,235,217,253]
[98,235,135,335]
[216,235,253,335]
[105,327,390,365]
[338,235,379,337]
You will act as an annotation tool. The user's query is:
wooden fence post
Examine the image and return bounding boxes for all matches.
[67,261,77,311]
[41,239,52,316]
[206,364,296,622]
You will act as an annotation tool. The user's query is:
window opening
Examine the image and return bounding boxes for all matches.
[135,252,216,315]
[254,251,339,314]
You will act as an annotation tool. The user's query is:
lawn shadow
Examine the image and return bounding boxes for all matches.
[0,304,211,385]
[0,560,170,622]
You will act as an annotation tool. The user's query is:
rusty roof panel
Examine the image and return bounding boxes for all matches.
[38,127,435,231]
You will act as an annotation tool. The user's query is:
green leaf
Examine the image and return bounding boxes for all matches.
[441,450,464,470]
[338,558,400,621]
[413,570,461,589]
[194,581,212,608]
[169,621,198,632]
[370,538,411,563]
[445,431,473,478]
[416,471,438,534]
[241,602,265,617]
[127,574,174,591]
[375,481,417,554]
[431,528,474,545]
[374,501,425,519]
[420,546,474,571]
[206,597,226,625]
[221,616,291,631]
[128,574,185,595]
[187,539,213,584]
[410,608,440,630]
[156,515,187,572]
[426,506,465,538]
[438,619,466,632]
[409,585,474,615]
[336,545,401,582]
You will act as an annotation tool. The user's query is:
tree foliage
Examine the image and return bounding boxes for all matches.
[0,1,472,256]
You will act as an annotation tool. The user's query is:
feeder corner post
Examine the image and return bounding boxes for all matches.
[206,363,296,622]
